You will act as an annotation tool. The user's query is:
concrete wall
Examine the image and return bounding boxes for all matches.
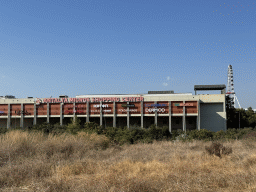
[199,94,225,103]
[200,103,226,132]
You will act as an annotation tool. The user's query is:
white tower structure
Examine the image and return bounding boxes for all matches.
[226,65,241,108]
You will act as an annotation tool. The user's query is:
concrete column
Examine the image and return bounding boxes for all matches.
[224,97,227,131]
[100,101,103,126]
[141,101,143,128]
[127,102,130,129]
[47,103,50,123]
[73,103,76,122]
[20,103,24,128]
[33,103,37,125]
[86,101,89,123]
[183,101,186,132]
[223,98,226,112]
[154,101,157,126]
[7,104,11,129]
[60,103,63,126]
[195,90,197,95]
[169,101,172,133]
[113,101,116,127]
[197,101,200,130]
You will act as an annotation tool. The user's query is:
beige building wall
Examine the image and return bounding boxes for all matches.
[0,94,227,132]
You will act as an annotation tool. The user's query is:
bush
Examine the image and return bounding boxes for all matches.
[224,128,255,140]
[84,122,105,134]
[51,123,67,135]
[213,130,226,140]
[66,116,80,134]
[225,128,239,140]
[146,124,171,141]
[205,142,232,158]
[170,130,181,140]
[242,131,256,140]
[27,122,67,135]
[187,129,214,141]
[31,122,54,134]
[0,127,8,134]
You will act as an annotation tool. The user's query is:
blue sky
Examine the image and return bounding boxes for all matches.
[0,0,255,109]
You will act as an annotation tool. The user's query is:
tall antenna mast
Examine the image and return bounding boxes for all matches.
[226,65,241,108]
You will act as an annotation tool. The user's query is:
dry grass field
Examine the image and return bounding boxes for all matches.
[0,130,256,192]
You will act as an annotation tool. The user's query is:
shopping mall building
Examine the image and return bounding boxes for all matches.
[0,85,227,132]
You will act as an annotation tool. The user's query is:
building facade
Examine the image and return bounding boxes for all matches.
[0,93,227,132]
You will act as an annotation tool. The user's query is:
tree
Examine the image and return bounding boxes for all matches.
[66,116,81,134]
[226,95,237,128]
[246,107,256,128]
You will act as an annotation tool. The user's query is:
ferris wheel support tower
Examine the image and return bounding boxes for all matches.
[226,65,241,108]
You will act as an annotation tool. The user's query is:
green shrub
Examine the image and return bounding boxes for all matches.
[0,127,8,134]
[170,130,181,140]
[162,126,172,140]
[51,123,67,135]
[213,130,226,140]
[26,123,67,135]
[242,131,256,140]
[130,128,147,144]
[31,122,54,134]
[84,122,105,134]
[187,129,214,141]
[66,116,82,134]
[104,126,120,140]
[146,124,170,141]
[225,128,239,140]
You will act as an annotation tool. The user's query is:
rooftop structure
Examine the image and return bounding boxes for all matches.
[194,84,226,95]
[148,90,174,94]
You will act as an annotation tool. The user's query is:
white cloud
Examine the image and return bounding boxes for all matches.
[167,76,170,81]
[163,82,168,86]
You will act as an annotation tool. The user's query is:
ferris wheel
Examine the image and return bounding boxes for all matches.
[226,65,241,108]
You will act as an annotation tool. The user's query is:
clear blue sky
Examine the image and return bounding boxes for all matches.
[0,0,255,109]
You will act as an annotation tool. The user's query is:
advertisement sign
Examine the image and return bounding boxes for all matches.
[174,103,193,107]
[65,110,84,114]
[118,109,138,112]
[36,96,144,104]
[93,104,109,108]
[146,108,165,113]
[90,109,112,113]
[145,104,167,107]
[121,104,135,107]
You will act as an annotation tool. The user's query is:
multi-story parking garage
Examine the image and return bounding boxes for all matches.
[0,85,227,132]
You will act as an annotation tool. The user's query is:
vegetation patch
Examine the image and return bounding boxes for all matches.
[205,141,233,158]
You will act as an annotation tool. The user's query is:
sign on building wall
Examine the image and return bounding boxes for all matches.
[145,104,167,107]
[174,103,194,106]
[121,104,135,107]
[36,97,144,104]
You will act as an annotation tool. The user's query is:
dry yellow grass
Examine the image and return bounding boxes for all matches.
[0,130,256,191]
